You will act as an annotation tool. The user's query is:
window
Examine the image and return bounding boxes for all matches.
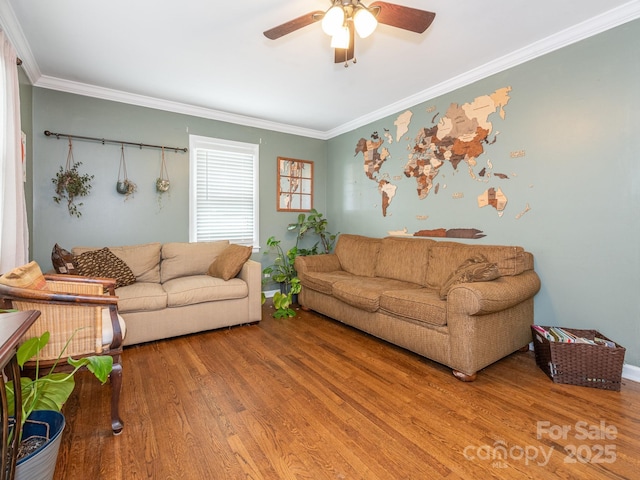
[189,135,259,250]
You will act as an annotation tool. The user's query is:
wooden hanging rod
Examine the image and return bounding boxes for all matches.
[44,130,188,153]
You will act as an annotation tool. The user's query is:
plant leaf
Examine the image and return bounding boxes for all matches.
[16,332,50,367]
[29,373,75,412]
[68,356,113,384]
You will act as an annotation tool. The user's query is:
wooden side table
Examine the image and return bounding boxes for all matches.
[0,310,40,480]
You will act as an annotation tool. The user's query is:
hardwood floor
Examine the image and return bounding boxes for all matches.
[54,302,640,479]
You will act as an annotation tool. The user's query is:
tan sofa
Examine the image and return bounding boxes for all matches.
[72,241,261,345]
[295,234,541,381]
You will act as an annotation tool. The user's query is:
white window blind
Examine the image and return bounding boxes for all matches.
[189,135,259,249]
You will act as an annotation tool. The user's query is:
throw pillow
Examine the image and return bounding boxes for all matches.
[75,247,136,288]
[51,243,78,274]
[0,261,49,290]
[207,244,252,281]
[439,255,500,300]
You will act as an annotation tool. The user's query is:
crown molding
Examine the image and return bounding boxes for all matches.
[0,0,41,83]
[5,1,640,140]
[326,0,640,138]
[34,75,329,140]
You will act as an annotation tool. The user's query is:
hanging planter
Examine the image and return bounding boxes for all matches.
[51,138,94,217]
[156,147,170,193]
[156,147,170,210]
[116,144,137,200]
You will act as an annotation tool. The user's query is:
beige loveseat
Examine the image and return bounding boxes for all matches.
[295,234,541,381]
[72,241,261,345]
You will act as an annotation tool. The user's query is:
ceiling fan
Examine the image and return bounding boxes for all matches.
[264,1,436,67]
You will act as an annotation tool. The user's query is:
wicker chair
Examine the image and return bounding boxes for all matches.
[0,273,125,434]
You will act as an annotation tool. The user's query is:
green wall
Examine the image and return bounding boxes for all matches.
[326,20,640,366]
[25,18,639,367]
[29,89,327,276]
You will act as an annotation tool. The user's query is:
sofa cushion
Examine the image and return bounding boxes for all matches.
[439,255,501,300]
[163,275,248,307]
[299,270,355,295]
[51,243,78,274]
[0,261,48,290]
[375,237,434,285]
[161,241,230,283]
[73,243,161,283]
[332,277,422,312]
[114,282,167,313]
[75,248,136,288]
[334,234,381,278]
[426,244,526,290]
[207,244,252,280]
[101,308,127,346]
[379,289,447,327]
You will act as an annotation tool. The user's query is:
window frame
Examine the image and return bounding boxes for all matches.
[188,134,259,251]
[276,157,314,212]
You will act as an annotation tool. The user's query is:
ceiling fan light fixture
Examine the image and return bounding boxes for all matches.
[321,6,345,36]
[330,26,351,49]
[354,7,377,38]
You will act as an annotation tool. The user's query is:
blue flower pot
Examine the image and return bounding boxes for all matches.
[15,410,65,480]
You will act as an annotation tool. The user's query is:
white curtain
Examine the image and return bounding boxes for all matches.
[0,30,28,271]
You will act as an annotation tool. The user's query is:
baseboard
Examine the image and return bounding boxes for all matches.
[622,364,640,384]
[262,289,279,299]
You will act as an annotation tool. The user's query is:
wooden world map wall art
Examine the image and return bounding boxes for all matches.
[352,86,531,239]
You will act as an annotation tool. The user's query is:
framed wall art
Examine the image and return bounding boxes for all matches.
[277,157,313,212]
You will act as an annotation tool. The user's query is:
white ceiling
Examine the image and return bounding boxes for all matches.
[2,0,639,139]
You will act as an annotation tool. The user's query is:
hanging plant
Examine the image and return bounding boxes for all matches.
[52,138,94,217]
[156,147,170,210]
[116,144,137,201]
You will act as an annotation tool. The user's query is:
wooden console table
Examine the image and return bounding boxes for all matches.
[0,310,40,480]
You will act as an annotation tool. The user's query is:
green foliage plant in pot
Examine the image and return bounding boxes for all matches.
[52,139,93,218]
[262,236,299,296]
[287,209,339,255]
[262,236,302,318]
[270,277,301,319]
[262,210,338,318]
[5,330,113,477]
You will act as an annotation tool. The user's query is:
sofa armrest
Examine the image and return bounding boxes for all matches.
[295,254,342,275]
[447,270,541,316]
[238,259,261,322]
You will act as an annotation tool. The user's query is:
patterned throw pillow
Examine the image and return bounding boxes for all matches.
[0,261,49,290]
[51,243,78,274]
[207,244,252,281]
[439,255,500,300]
[75,247,136,288]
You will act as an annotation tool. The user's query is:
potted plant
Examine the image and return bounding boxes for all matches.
[287,209,339,255]
[52,161,94,218]
[117,145,137,201]
[5,330,113,480]
[116,178,137,200]
[262,210,338,318]
[270,277,301,318]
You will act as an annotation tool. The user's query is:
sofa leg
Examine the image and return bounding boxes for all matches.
[300,305,310,312]
[452,370,477,382]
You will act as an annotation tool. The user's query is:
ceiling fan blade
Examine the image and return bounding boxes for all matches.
[263,11,324,40]
[369,1,436,34]
[334,23,355,64]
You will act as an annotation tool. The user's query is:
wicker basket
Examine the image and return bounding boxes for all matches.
[531,326,625,391]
